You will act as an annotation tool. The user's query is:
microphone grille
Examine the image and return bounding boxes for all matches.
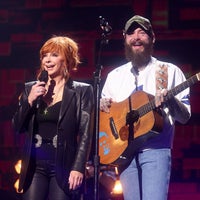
[38,70,48,83]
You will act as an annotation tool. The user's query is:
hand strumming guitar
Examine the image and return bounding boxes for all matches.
[100,98,113,113]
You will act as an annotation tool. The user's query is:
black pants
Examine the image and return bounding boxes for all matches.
[22,160,79,200]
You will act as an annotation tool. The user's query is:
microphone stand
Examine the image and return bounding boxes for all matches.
[93,27,111,200]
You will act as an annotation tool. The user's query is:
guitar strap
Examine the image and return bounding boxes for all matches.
[155,63,168,91]
[127,68,138,142]
[128,97,134,142]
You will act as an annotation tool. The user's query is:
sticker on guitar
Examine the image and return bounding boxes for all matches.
[99,131,110,156]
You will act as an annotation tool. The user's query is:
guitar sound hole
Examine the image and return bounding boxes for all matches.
[119,126,129,141]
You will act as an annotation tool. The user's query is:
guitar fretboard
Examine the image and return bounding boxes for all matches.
[138,73,199,117]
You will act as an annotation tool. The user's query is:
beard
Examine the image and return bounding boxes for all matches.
[124,40,154,68]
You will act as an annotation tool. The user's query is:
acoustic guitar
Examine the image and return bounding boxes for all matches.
[99,72,200,167]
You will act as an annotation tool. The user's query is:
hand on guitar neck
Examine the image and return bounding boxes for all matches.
[155,88,168,107]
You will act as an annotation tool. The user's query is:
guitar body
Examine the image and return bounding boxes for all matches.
[99,72,200,166]
[99,91,163,165]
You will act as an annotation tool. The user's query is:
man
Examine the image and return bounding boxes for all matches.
[100,15,191,200]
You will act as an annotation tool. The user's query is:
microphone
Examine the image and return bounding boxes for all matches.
[36,70,48,109]
[99,16,112,35]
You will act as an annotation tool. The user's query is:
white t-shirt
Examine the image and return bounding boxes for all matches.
[101,57,191,149]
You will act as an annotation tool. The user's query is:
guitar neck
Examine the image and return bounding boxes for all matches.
[138,73,200,117]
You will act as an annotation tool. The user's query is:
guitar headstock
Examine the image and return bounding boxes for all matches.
[196,72,200,81]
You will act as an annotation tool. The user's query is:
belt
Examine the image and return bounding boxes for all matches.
[34,134,57,148]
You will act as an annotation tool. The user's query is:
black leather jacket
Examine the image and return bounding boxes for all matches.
[12,79,94,193]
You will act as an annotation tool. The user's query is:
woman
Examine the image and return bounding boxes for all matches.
[12,36,94,200]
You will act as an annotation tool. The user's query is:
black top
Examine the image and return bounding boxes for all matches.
[35,101,61,160]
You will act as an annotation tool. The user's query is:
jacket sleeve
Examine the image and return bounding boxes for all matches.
[12,83,35,134]
[71,84,94,173]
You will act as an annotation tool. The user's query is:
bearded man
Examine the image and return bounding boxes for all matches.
[100,15,191,200]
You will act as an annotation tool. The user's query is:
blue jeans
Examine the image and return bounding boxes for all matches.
[120,149,171,200]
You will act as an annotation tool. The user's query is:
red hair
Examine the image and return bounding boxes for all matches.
[37,36,80,80]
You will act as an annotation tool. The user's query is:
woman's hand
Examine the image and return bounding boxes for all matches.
[28,81,47,106]
[68,170,84,190]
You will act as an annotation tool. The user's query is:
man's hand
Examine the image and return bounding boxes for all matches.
[100,98,112,113]
[155,89,167,107]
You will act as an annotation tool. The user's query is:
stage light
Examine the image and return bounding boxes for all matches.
[112,179,123,195]
[14,159,21,174]
[111,166,123,195]
[14,159,23,193]
[14,179,20,192]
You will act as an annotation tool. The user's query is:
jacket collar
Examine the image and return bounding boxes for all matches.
[58,79,75,123]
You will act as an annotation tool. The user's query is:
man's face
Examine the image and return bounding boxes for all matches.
[124,27,154,67]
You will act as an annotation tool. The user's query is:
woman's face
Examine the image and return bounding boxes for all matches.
[41,51,65,79]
